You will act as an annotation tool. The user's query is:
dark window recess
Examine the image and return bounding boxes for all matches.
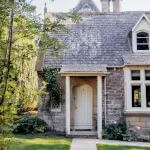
[145,70,150,80]
[137,32,149,50]
[132,86,141,107]
[137,32,149,37]
[146,86,150,107]
[137,44,149,50]
[137,37,149,43]
[131,70,140,80]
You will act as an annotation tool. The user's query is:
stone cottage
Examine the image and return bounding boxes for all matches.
[37,0,150,139]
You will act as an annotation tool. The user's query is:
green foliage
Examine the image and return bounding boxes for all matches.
[102,123,136,141]
[0,136,9,150]
[13,115,48,134]
[122,129,137,141]
[42,68,60,107]
[0,0,82,149]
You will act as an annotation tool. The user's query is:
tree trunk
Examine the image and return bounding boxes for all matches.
[0,9,14,105]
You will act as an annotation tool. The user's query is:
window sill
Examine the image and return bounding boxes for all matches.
[124,110,150,116]
[134,50,150,53]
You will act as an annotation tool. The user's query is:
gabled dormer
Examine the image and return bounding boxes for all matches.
[75,0,100,13]
[132,13,150,53]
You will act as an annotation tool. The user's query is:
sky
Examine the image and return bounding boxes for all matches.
[31,0,150,17]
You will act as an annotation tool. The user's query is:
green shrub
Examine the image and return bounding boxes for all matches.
[122,129,137,141]
[13,115,48,134]
[102,123,136,141]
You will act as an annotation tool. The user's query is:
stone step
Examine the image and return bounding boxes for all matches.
[68,131,98,138]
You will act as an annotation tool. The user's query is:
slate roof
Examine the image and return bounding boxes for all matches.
[41,12,150,70]
[60,64,107,73]
[123,54,150,65]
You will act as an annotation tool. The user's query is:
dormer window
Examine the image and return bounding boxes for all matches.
[137,31,150,51]
[132,14,150,53]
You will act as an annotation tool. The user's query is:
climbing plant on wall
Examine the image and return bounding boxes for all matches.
[42,68,61,108]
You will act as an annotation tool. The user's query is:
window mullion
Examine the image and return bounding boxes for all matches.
[124,68,132,110]
[141,69,146,109]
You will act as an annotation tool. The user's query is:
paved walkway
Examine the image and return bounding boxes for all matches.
[70,138,150,150]
[70,139,97,150]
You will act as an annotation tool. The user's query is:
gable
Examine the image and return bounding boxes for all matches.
[132,14,150,32]
[132,14,150,52]
[75,0,100,13]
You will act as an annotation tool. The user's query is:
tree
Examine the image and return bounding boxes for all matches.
[0,0,81,149]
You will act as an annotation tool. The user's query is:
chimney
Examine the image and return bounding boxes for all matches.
[100,0,122,12]
[100,0,110,12]
[44,2,47,16]
[113,0,122,12]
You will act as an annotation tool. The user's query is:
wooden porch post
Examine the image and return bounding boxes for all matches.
[66,76,70,135]
[97,76,103,139]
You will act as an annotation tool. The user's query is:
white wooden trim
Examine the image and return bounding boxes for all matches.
[124,110,150,114]
[66,76,70,135]
[97,76,103,139]
[132,13,150,53]
[124,67,150,112]
[61,72,108,76]
[132,13,150,32]
[124,67,132,110]
[134,30,150,53]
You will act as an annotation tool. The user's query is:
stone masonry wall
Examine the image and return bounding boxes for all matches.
[126,115,150,141]
[38,73,66,132]
[106,68,124,124]
[38,69,125,132]
[106,68,150,140]
[38,68,150,139]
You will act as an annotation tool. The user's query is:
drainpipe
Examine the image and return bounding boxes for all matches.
[104,76,107,126]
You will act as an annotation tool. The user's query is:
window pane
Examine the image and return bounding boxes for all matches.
[146,86,150,107]
[132,86,141,107]
[137,32,149,37]
[145,70,150,80]
[131,70,140,80]
[137,32,149,50]
[137,44,149,50]
[137,38,149,44]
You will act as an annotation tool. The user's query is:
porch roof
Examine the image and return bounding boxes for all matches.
[60,64,108,76]
[123,55,150,66]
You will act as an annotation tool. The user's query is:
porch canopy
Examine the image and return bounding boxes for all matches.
[60,64,108,76]
[60,64,108,139]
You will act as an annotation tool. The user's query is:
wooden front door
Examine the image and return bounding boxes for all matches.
[74,84,93,130]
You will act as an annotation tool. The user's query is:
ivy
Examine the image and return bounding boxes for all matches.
[42,68,61,106]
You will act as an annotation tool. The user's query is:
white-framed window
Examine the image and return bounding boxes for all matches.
[132,14,150,53]
[124,67,150,112]
[136,31,150,51]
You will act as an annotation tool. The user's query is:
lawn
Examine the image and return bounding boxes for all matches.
[10,135,71,150]
[97,144,150,150]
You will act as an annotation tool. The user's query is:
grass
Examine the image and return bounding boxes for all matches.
[10,135,71,150]
[97,144,150,150]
